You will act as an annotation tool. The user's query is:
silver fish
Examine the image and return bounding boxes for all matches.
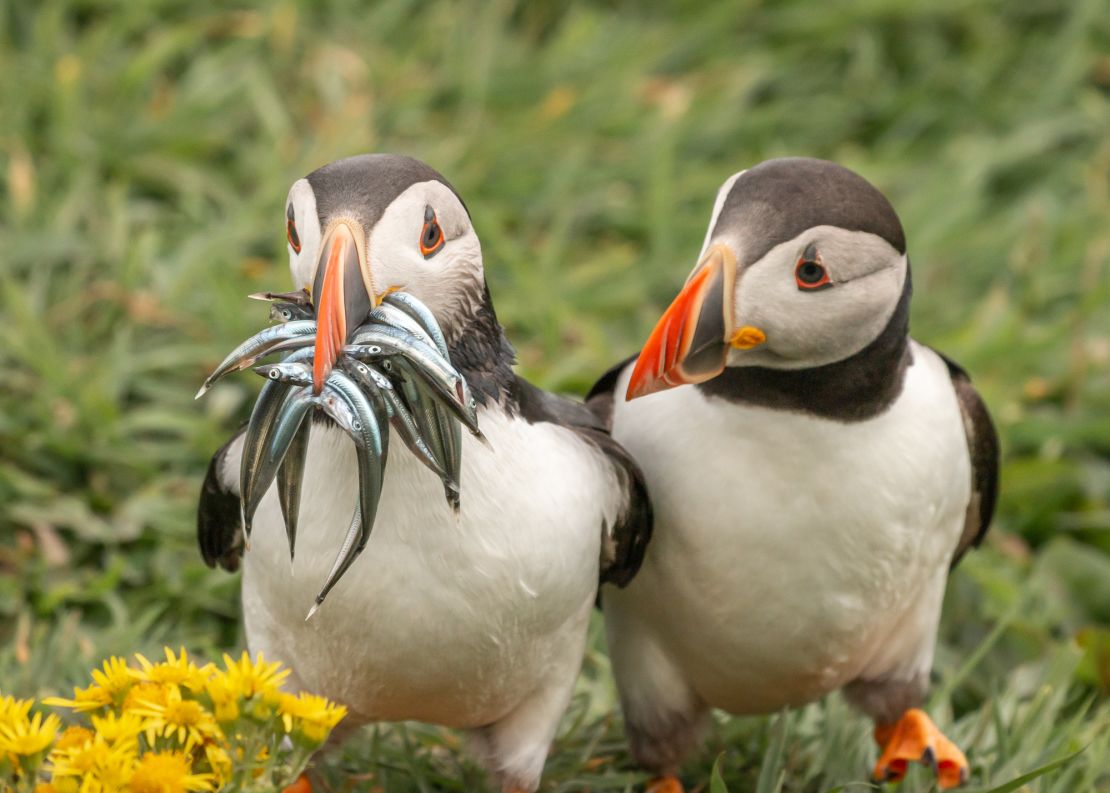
[365,304,433,348]
[306,504,361,620]
[269,301,315,324]
[243,385,316,532]
[277,418,311,562]
[345,327,480,436]
[240,377,292,537]
[252,360,313,387]
[387,359,460,512]
[382,291,449,357]
[340,358,451,484]
[317,369,387,561]
[197,320,317,398]
[249,289,312,305]
[240,348,315,537]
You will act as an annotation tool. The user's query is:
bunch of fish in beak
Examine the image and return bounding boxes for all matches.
[196,290,483,617]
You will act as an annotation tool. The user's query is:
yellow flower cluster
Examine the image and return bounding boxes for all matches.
[0,649,347,793]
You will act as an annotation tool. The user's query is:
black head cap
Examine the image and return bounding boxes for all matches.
[712,158,906,268]
[305,154,467,230]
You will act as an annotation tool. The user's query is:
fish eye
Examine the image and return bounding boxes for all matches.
[352,420,362,431]
[269,369,280,379]
[369,345,382,354]
[419,205,445,259]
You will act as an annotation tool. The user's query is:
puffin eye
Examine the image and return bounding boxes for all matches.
[286,204,302,254]
[419,205,445,259]
[795,245,830,290]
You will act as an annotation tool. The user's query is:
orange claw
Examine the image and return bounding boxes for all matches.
[282,773,313,793]
[873,708,969,789]
[646,776,685,793]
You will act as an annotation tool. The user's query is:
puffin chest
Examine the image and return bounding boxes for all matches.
[609,347,971,696]
[240,410,603,723]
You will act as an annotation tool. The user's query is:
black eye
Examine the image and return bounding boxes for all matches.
[286,204,301,254]
[419,205,445,258]
[795,246,831,290]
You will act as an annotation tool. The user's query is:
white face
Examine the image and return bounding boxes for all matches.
[716,224,908,370]
[283,178,484,331]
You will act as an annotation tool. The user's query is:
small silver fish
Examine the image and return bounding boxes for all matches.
[252,360,313,387]
[197,320,317,398]
[345,327,480,436]
[243,385,316,532]
[277,418,310,562]
[269,301,315,324]
[317,369,386,567]
[240,377,292,537]
[249,289,312,305]
[340,358,451,484]
[382,291,449,357]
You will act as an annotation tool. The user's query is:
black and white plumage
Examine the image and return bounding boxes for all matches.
[590,158,998,787]
[198,154,651,792]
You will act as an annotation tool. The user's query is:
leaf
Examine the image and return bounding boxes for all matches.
[963,747,1087,793]
[755,710,789,793]
[709,753,730,793]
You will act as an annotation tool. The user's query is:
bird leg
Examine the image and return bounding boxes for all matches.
[645,776,684,793]
[873,708,968,789]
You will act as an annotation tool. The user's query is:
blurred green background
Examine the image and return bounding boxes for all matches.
[1,0,1107,790]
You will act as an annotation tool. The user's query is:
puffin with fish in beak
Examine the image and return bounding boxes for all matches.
[197,154,652,793]
[589,158,998,791]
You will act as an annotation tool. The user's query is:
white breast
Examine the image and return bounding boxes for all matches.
[604,341,971,713]
[237,407,616,728]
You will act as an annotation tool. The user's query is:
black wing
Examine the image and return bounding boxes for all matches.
[935,352,1000,568]
[197,426,246,572]
[512,373,652,587]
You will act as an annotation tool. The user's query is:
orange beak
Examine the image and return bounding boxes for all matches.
[311,221,374,394]
[627,244,762,400]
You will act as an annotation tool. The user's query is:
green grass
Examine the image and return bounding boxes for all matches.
[1,0,1108,790]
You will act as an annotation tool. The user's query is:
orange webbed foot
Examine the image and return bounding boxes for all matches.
[873,708,968,789]
[646,775,684,793]
[282,773,313,793]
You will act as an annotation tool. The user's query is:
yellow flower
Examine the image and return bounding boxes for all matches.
[42,681,113,713]
[44,657,135,713]
[200,742,231,783]
[90,711,143,752]
[49,733,136,789]
[54,726,94,751]
[128,687,221,751]
[133,649,211,693]
[278,692,347,743]
[216,651,290,700]
[0,710,60,756]
[128,751,214,793]
[0,693,33,723]
[122,682,171,714]
[201,677,238,724]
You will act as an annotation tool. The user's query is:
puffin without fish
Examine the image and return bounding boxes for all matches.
[589,158,998,791]
[197,154,652,793]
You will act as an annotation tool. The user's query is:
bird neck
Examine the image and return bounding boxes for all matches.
[444,281,517,408]
[697,272,913,421]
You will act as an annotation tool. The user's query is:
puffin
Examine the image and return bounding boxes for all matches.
[197,154,652,793]
[589,158,999,791]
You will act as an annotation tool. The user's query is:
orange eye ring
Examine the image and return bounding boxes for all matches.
[795,256,830,290]
[286,205,302,254]
[420,206,445,258]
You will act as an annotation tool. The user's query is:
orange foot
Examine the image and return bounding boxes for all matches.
[873,708,968,789]
[646,776,684,793]
[282,774,312,793]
